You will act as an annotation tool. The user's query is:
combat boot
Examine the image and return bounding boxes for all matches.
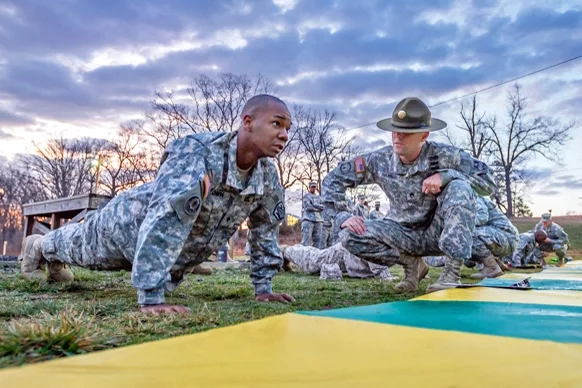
[19,234,48,281]
[394,255,428,293]
[191,263,213,275]
[426,257,462,293]
[279,245,293,272]
[47,262,75,282]
[470,255,503,279]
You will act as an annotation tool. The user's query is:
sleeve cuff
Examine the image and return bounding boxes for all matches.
[335,211,352,230]
[137,287,166,306]
[438,169,457,187]
[253,282,273,295]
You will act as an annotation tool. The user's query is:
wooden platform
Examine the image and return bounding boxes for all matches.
[22,193,111,239]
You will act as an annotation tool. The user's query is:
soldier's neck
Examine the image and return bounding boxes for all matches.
[236,132,259,170]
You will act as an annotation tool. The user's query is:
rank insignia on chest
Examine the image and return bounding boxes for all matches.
[354,157,366,174]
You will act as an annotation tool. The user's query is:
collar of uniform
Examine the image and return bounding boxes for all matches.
[391,142,430,175]
[225,132,265,195]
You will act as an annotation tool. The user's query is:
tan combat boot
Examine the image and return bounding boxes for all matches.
[470,255,503,280]
[191,263,213,275]
[279,245,293,272]
[19,234,48,281]
[48,262,75,282]
[394,255,428,293]
[425,257,462,293]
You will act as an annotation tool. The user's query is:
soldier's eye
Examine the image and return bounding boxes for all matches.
[272,121,281,127]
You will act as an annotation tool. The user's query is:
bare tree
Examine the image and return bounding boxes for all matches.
[141,73,277,154]
[98,125,155,197]
[273,125,303,189]
[293,105,352,190]
[486,84,573,216]
[443,95,493,159]
[20,136,109,199]
[0,163,47,251]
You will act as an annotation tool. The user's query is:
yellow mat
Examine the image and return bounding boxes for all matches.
[2,262,582,387]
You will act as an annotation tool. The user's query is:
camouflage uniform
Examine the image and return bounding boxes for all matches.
[353,203,369,218]
[283,242,393,280]
[511,231,538,266]
[320,206,335,248]
[533,220,570,261]
[301,191,324,247]
[41,131,286,305]
[322,141,495,279]
[423,197,518,268]
[368,207,384,220]
[467,197,519,262]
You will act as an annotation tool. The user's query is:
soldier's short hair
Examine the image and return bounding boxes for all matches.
[241,94,287,117]
[534,230,547,243]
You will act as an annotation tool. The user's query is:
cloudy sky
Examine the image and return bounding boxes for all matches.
[1,0,582,215]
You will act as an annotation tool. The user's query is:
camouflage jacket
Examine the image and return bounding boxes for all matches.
[302,192,324,222]
[322,141,496,229]
[368,209,384,220]
[131,131,286,305]
[534,221,570,246]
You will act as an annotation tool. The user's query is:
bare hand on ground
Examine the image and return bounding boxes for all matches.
[255,293,295,303]
[341,216,366,235]
[140,304,192,315]
[422,173,442,195]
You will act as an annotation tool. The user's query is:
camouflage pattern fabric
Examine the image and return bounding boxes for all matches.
[534,221,570,259]
[319,263,343,280]
[511,231,537,266]
[322,141,496,267]
[302,192,324,222]
[368,209,384,220]
[301,220,323,247]
[284,242,392,279]
[320,206,335,248]
[353,203,369,218]
[42,131,286,305]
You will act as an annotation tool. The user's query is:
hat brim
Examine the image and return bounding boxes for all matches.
[376,118,447,133]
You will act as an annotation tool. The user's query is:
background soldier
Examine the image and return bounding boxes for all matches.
[534,213,571,266]
[301,181,324,247]
[368,200,384,220]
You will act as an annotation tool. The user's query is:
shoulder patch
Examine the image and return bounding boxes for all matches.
[354,157,366,173]
[273,201,285,221]
[184,195,201,216]
[339,161,354,174]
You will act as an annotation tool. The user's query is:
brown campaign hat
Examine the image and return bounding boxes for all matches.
[377,97,447,133]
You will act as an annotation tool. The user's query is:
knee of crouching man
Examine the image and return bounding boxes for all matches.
[439,179,476,207]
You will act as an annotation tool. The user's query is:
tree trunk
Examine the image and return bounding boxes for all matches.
[504,167,513,217]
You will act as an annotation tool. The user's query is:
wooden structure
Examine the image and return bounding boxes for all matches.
[22,194,112,240]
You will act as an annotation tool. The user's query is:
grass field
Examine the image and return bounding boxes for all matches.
[1,218,580,369]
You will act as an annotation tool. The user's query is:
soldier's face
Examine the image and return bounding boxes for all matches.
[375,205,380,210]
[246,102,291,158]
[391,131,429,159]
[543,220,552,227]
[309,186,316,193]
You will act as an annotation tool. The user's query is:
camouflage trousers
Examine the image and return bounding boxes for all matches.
[511,234,536,266]
[284,242,392,279]
[321,221,335,248]
[340,180,477,266]
[533,242,567,260]
[466,225,518,264]
[301,220,323,248]
[41,210,135,271]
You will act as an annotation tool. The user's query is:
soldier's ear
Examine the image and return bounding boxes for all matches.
[242,114,253,132]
